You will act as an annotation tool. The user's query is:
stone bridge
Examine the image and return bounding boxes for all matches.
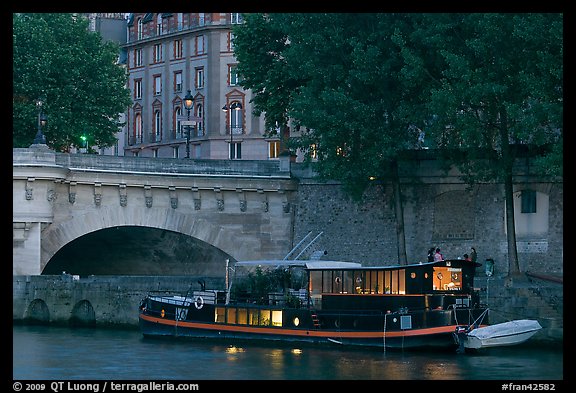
[13,147,298,277]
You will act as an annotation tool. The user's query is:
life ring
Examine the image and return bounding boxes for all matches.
[194,296,204,309]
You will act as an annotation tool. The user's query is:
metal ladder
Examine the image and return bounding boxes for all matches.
[283,231,325,260]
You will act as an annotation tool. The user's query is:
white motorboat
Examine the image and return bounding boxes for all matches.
[463,319,542,349]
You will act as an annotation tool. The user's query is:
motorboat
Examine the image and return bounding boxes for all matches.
[462,319,542,350]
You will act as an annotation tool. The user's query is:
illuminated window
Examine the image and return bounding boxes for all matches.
[248,309,259,325]
[271,310,283,327]
[269,141,280,158]
[259,309,271,326]
[227,308,237,324]
[237,308,248,325]
[215,307,225,323]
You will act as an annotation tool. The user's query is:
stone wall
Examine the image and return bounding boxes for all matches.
[290,163,563,275]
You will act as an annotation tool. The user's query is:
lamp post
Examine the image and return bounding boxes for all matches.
[222,101,242,160]
[33,97,47,145]
[80,134,88,153]
[183,90,194,159]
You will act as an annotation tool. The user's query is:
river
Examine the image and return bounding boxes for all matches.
[13,325,563,382]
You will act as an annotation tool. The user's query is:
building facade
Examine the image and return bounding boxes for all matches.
[123,13,283,160]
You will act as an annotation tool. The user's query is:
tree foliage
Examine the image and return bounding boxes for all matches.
[394,13,563,180]
[234,14,422,199]
[234,13,562,272]
[13,13,132,151]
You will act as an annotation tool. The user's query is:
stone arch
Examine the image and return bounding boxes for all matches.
[24,299,50,324]
[40,206,239,273]
[70,300,96,327]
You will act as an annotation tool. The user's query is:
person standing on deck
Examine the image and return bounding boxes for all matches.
[427,247,436,262]
[434,248,444,261]
[470,247,477,264]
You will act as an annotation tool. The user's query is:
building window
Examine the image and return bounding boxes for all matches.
[156,14,163,35]
[137,18,143,40]
[228,32,235,51]
[173,146,179,158]
[174,39,183,59]
[196,35,205,55]
[153,148,159,158]
[134,79,142,99]
[154,110,162,141]
[230,142,242,159]
[174,106,183,138]
[231,13,243,24]
[269,141,280,158]
[198,13,205,26]
[196,103,204,136]
[309,143,318,160]
[195,67,204,89]
[134,113,143,144]
[134,48,143,67]
[228,102,243,135]
[174,71,182,92]
[153,43,163,63]
[228,65,239,86]
[154,75,162,95]
[521,190,537,213]
[177,13,183,31]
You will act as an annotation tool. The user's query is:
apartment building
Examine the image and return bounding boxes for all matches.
[124,13,284,160]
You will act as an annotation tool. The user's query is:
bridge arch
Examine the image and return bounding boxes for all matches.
[40,206,251,274]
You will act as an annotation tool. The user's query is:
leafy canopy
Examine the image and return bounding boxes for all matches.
[13,13,132,151]
[233,13,562,197]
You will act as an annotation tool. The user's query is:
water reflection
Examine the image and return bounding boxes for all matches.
[13,325,562,380]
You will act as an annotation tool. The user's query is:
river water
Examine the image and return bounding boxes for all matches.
[13,325,563,382]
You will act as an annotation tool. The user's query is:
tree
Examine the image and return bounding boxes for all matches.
[234,14,423,264]
[13,13,132,151]
[394,13,563,276]
[233,14,562,271]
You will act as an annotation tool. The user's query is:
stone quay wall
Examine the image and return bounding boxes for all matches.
[13,274,562,344]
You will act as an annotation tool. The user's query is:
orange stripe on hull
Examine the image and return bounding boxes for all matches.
[140,314,471,339]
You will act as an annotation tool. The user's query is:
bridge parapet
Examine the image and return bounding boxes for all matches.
[53,153,291,178]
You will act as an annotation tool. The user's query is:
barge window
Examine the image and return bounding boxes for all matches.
[354,271,366,293]
[383,270,406,294]
[271,310,282,327]
[260,309,271,326]
[384,271,391,293]
[433,267,462,290]
[237,308,248,325]
[368,270,380,294]
[227,308,237,324]
[215,307,225,323]
[343,270,354,294]
[309,270,322,296]
[248,309,259,325]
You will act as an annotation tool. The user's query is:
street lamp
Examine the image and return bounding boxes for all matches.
[80,134,88,153]
[33,97,47,145]
[183,90,194,159]
[222,101,242,159]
